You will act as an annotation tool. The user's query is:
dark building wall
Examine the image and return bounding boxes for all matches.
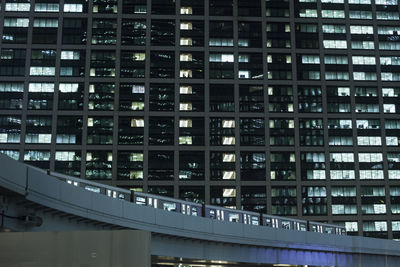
[0,0,400,239]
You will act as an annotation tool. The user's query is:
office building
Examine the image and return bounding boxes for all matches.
[0,0,400,239]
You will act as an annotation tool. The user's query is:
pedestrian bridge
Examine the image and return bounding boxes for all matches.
[0,153,399,267]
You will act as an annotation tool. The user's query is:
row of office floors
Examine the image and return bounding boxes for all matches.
[1,0,400,239]
[1,99,400,239]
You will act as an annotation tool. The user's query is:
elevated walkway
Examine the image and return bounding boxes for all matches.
[1,154,399,266]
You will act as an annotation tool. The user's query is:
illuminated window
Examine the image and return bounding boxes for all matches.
[3,18,29,27]
[61,51,80,60]
[132,85,145,94]
[350,25,374,34]
[384,104,396,113]
[179,119,192,128]
[35,3,59,12]
[330,153,354,162]
[132,53,145,61]
[238,70,250,79]
[323,40,347,49]
[179,136,193,145]
[55,151,77,161]
[222,171,235,180]
[33,19,58,28]
[386,136,399,146]
[222,136,235,145]
[222,120,235,128]
[28,83,54,93]
[180,38,193,46]
[357,136,382,146]
[299,9,318,18]
[130,153,143,162]
[131,102,144,111]
[130,171,143,179]
[352,56,375,65]
[180,22,192,30]
[180,85,192,94]
[131,118,144,127]
[389,170,400,179]
[30,67,56,76]
[209,54,234,62]
[222,153,235,162]
[180,70,192,78]
[180,53,192,62]
[180,7,193,15]
[6,3,31,12]
[359,170,384,180]
[25,134,52,143]
[345,222,358,232]
[223,188,236,197]
[322,10,345,18]
[331,170,355,180]
[64,4,83,12]
[179,102,192,111]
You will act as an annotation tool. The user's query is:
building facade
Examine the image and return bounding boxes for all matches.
[0,0,400,239]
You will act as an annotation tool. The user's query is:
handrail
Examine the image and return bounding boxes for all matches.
[46,170,346,234]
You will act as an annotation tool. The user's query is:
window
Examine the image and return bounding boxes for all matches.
[64,4,83,12]
[29,67,56,76]
[352,56,375,65]
[353,72,377,81]
[209,54,234,62]
[375,0,398,4]
[381,57,400,66]
[28,83,54,93]
[33,19,58,28]
[180,53,192,62]
[322,25,346,34]
[180,22,192,30]
[357,136,382,146]
[55,151,79,161]
[35,3,59,12]
[24,150,50,161]
[323,40,347,49]
[61,51,80,60]
[387,136,399,146]
[222,136,235,145]
[299,9,318,18]
[180,38,193,46]
[302,55,320,64]
[328,119,352,129]
[321,10,345,18]
[325,72,349,80]
[330,153,354,163]
[352,41,374,50]
[349,11,372,19]
[179,119,192,128]
[131,118,144,127]
[4,18,29,27]
[321,0,344,2]
[180,70,192,78]
[5,3,31,12]
[350,26,373,34]
[223,153,235,162]
[324,55,348,65]
[181,7,193,15]
[376,11,399,20]
[179,136,192,145]
[356,120,379,129]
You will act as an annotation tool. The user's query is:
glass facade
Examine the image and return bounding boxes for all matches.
[0,0,400,239]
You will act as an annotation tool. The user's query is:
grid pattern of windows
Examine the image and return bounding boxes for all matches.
[1,0,400,239]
